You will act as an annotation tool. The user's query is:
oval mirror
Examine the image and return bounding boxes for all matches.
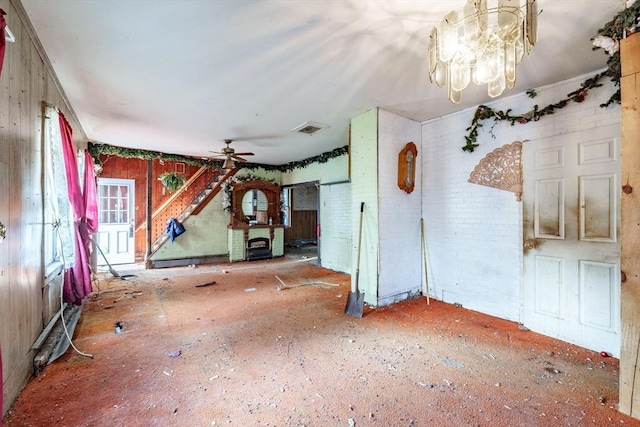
[241,189,268,218]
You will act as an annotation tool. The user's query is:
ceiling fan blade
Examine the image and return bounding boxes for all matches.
[233,152,254,156]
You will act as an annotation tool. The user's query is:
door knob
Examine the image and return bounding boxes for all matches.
[523,239,538,249]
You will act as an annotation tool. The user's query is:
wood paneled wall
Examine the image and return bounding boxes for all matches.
[284,210,317,243]
[98,156,215,260]
[0,0,86,416]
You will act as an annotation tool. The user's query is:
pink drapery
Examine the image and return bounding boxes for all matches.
[0,11,5,423]
[59,112,98,305]
[0,9,7,78]
[84,150,99,235]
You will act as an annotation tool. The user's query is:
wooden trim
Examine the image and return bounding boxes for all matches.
[190,168,240,215]
[619,32,640,418]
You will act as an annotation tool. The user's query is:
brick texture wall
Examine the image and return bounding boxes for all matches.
[421,73,621,321]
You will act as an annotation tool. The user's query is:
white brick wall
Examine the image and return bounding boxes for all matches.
[292,186,317,210]
[421,72,621,321]
[378,109,422,305]
[319,182,351,273]
[351,109,380,304]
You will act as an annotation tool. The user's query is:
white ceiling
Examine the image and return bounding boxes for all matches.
[18,0,626,165]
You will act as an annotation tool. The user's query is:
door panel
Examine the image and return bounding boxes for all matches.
[97,178,135,265]
[533,256,564,318]
[523,124,620,356]
[535,179,564,238]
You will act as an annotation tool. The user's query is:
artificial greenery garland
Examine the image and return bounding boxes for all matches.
[88,142,348,173]
[461,2,640,153]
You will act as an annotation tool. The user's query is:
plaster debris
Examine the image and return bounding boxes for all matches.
[168,350,181,358]
[244,287,257,292]
[441,358,465,368]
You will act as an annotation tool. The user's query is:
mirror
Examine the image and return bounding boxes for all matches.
[241,189,268,218]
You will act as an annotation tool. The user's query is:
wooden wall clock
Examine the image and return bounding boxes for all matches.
[397,142,417,194]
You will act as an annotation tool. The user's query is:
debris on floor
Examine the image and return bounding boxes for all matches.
[244,287,257,292]
[114,321,123,334]
[441,358,465,368]
[195,281,216,288]
[114,291,143,302]
[168,349,182,358]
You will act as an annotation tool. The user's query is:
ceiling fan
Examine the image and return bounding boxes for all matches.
[209,139,254,169]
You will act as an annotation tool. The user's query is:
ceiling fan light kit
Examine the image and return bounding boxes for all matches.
[222,156,236,170]
[209,139,255,169]
[429,0,538,103]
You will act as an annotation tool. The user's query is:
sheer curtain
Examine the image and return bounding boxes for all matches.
[44,107,75,267]
[59,112,98,304]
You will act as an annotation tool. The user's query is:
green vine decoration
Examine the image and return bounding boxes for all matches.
[88,143,223,168]
[463,72,607,152]
[88,142,349,173]
[462,2,640,153]
[158,171,187,193]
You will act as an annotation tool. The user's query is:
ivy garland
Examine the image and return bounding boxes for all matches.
[87,143,224,168]
[88,142,349,173]
[462,2,640,153]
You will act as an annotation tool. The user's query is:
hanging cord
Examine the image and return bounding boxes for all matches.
[54,220,94,359]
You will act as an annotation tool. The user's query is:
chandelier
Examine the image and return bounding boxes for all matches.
[429,0,537,103]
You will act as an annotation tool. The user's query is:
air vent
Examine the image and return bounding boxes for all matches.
[292,121,329,136]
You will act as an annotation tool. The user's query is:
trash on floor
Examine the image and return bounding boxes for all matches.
[195,281,217,288]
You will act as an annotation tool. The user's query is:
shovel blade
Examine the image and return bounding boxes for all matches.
[344,290,365,317]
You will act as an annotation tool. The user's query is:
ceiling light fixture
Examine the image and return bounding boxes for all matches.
[222,156,235,170]
[429,0,537,103]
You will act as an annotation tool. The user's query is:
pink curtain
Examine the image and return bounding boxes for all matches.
[1,12,6,421]
[59,112,97,305]
[84,150,99,235]
[0,9,7,78]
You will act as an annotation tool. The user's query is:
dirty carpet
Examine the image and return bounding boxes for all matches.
[3,256,637,427]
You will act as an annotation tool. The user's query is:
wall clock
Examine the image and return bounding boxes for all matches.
[397,142,417,194]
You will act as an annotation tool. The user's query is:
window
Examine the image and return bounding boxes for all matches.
[281,187,291,226]
[43,106,75,270]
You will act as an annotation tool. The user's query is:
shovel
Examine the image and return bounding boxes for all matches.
[345,202,365,317]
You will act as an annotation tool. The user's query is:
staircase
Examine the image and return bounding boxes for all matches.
[142,167,239,257]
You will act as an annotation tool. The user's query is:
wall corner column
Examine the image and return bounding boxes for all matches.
[619,32,640,418]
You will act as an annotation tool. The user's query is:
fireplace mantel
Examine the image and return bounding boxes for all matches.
[228,225,284,262]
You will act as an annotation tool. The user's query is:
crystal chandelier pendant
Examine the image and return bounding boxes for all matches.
[428,0,537,103]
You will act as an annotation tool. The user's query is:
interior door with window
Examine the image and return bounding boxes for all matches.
[522,124,621,356]
[97,178,135,265]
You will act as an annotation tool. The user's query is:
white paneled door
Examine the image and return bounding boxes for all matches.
[522,124,621,357]
[97,178,135,265]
